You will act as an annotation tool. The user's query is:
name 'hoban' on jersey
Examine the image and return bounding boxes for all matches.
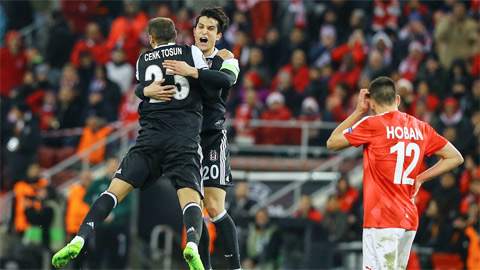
[386,126,424,140]
[144,47,183,61]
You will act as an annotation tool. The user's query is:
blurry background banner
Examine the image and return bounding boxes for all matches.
[0,0,479,269]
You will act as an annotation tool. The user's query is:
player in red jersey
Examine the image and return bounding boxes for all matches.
[327,76,464,270]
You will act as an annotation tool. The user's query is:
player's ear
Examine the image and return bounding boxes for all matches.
[216,32,222,41]
[174,30,178,40]
[396,95,401,107]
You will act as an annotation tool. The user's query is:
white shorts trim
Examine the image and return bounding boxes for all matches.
[362,228,416,270]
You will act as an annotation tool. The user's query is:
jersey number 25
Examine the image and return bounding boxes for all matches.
[145,64,190,103]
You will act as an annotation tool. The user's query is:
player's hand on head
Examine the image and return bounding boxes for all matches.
[144,79,176,101]
[356,88,370,114]
[162,60,197,77]
[216,49,234,60]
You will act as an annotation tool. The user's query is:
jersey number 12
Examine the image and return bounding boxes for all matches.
[145,64,190,103]
[390,142,420,185]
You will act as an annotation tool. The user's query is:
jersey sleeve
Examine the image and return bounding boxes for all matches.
[220,58,240,84]
[191,45,208,69]
[342,116,373,147]
[135,55,141,81]
[424,124,448,157]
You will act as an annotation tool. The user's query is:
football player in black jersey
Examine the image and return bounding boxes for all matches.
[138,6,242,270]
[52,17,233,270]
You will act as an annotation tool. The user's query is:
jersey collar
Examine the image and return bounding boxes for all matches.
[154,42,176,49]
[205,47,219,59]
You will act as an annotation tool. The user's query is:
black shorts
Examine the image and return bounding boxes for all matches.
[200,129,233,189]
[114,129,203,197]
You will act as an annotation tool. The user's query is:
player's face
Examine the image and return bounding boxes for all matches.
[194,16,222,55]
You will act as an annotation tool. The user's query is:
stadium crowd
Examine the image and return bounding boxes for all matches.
[1,0,479,269]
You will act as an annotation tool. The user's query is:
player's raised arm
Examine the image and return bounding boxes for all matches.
[327,88,370,151]
[412,142,464,198]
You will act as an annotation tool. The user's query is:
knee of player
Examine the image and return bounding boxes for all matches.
[205,204,224,218]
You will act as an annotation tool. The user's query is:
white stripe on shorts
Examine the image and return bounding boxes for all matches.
[220,129,227,185]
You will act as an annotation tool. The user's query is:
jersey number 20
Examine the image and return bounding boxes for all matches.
[390,142,420,185]
[145,64,190,103]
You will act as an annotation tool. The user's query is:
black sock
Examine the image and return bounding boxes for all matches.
[183,202,203,246]
[212,211,241,269]
[199,220,211,270]
[77,191,117,240]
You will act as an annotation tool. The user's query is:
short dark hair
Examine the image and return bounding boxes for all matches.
[368,76,397,106]
[147,17,175,43]
[194,6,230,34]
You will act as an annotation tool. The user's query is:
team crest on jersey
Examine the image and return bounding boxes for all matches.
[209,150,218,162]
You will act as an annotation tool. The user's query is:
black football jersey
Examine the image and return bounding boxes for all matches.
[202,48,239,131]
[135,43,208,139]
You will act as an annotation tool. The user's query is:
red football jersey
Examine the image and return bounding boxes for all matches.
[343,111,448,230]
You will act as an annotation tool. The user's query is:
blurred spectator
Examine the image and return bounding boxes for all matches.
[38,91,57,131]
[275,0,315,35]
[415,54,449,98]
[296,97,322,145]
[437,98,475,153]
[411,80,440,115]
[459,155,480,195]
[234,89,263,145]
[239,72,269,106]
[65,170,92,269]
[434,2,479,69]
[257,92,293,145]
[448,59,472,92]
[395,78,415,113]
[0,31,27,98]
[61,0,98,34]
[24,185,64,252]
[372,0,400,31]
[281,28,310,66]
[236,0,272,43]
[55,86,83,131]
[242,208,282,270]
[398,16,432,54]
[293,194,322,222]
[272,49,310,94]
[70,22,110,67]
[335,177,359,213]
[348,9,366,33]
[262,27,282,76]
[323,195,347,243]
[227,181,256,221]
[275,71,304,117]
[401,0,431,26]
[460,179,480,215]
[85,65,122,121]
[175,7,194,45]
[224,11,249,47]
[45,11,75,71]
[309,24,336,69]
[12,163,49,234]
[65,170,91,238]
[416,199,453,251]
[398,41,424,82]
[10,70,37,104]
[4,102,40,184]
[328,53,363,94]
[106,48,134,94]
[232,30,250,68]
[370,31,393,66]
[331,29,367,68]
[432,172,462,221]
[118,89,140,135]
[464,80,479,118]
[106,1,148,66]
[246,47,271,87]
[84,157,132,269]
[361,50,390,80]
[76,116,113,164]
[325,82,351,122]
[304,66,330,112]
